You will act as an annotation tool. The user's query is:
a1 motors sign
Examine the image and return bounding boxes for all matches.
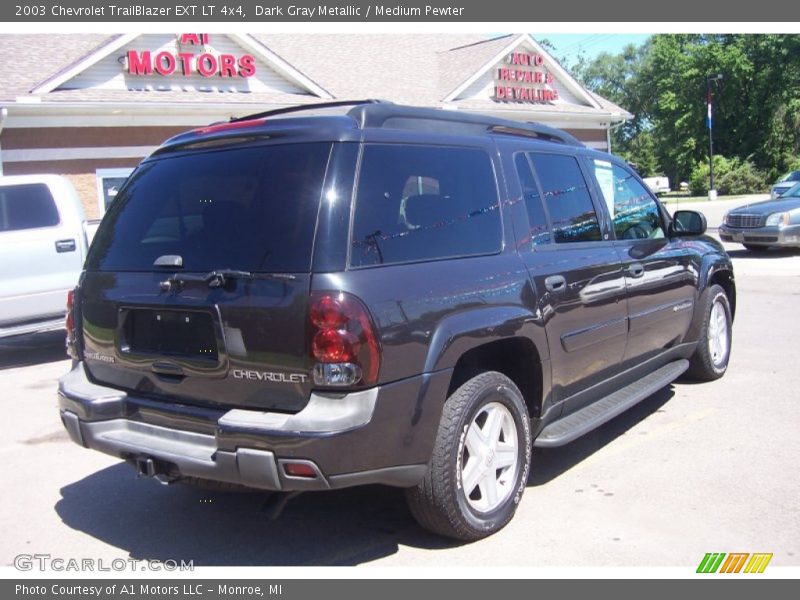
[126,34,256,78]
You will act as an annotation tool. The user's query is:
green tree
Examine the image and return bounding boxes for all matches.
[573,34,800,185]
[617,130,659,176]
[572,41,651,155]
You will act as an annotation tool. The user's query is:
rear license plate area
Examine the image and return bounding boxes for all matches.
[120,308,218,362]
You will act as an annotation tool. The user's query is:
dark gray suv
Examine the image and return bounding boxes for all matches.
[59,101,735,541]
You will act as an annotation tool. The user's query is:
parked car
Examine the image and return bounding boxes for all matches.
[719,182,800,251]
[58,101,735,541]
[770,170,800,200]
[0,175,97,338]
[643,175,671,195]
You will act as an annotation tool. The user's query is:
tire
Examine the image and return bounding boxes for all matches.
[686,284,732,381]
[743,244,770,252]
[405,371,532,541]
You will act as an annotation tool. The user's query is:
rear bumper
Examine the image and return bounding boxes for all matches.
[59,362,452,491]
[719,223,800,247]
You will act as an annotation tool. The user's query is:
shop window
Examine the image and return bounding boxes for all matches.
[96,168,134,214]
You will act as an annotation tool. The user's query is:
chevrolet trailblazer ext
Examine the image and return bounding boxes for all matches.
[58,101,735,540]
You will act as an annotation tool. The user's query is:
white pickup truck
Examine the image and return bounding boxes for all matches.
[643,175,671,195]
[0,175,99,338]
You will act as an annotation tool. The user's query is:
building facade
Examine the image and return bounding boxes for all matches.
[0,33,631,219]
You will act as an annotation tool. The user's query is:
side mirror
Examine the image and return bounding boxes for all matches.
[671,210,707,236]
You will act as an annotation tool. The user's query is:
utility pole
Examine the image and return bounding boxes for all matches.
[707,73,723,199]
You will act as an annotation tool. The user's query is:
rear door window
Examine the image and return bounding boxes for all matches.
[0,184,60,232]
[513,153,551,247]
[527,153,602,243]
[350,145,501,267]
[86,143,332,273]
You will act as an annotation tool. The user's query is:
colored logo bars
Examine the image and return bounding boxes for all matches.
[696,552,773,573]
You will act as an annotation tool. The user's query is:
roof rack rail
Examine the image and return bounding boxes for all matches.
[229,99,390,123]
[488,124,576,145]
[345,103,583,147]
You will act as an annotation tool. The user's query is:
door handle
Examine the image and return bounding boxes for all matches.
[55,239,77,253]
[627,263,645,278]
[544,274,567,293]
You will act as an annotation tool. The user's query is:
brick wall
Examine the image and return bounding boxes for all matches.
[64,173,101,220]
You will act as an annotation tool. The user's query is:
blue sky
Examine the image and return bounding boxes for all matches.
[532,34,652,68]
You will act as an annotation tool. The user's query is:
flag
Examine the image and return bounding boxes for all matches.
[707,101,712,130]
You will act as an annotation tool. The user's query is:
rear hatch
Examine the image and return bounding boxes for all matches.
[80,141,333,413]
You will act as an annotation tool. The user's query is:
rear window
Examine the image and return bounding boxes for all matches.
[0,183,60,232]
[350,145,501,267]
[86,143,331,272]
[779,171,800,183]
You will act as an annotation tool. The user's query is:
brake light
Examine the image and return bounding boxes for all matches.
[194,118,267,135]
[65,288,78,359]
[309,292,380,387]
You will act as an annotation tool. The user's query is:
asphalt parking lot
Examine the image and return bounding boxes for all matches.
[1,226,798,569]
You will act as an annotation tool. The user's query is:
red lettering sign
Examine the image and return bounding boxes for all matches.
[219,54,236,78]
[494,85,560,104]
[238,55,256,77]
[127,50,152,75]
[153,51,176,76]
[494,51,557,104]
[196,54,217,77]
[180,34,209,46]
[126,35,256,79]
[177,52,193,76]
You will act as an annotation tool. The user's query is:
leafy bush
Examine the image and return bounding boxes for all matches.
[716,162,769,195]
[690,156,767,195]
[690,156,734,195]
[785,156,800,173]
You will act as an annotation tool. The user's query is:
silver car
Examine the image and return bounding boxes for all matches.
[719,183,800,251]
[771,170,800,200]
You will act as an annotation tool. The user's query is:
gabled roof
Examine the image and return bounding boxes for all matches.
[1,33,332,104]
[251,33,490,105]
[31,34,139,95]
[0,34,109,101]
[442,34,600,108]
[0,33,631,122]
[436,35,517,99]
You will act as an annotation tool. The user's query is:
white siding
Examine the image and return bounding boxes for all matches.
[62,34,307,95]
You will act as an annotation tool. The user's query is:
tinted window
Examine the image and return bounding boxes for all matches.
[0,184,59,232]
[350,145,500,267]
[528,153,601,243]
[86,143,331,272]
[592,160,665,240]
[514,153,551,247]
[778,171,800,183]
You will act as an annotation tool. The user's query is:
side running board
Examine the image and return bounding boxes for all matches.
[535,359,689,448]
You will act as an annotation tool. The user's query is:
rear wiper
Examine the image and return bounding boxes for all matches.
[159,269,296,291]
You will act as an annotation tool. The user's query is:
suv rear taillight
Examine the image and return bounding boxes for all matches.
[65,288,78,359]
[310,291,380,387]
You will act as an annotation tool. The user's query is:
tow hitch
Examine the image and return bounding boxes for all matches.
[134,456,178,485]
